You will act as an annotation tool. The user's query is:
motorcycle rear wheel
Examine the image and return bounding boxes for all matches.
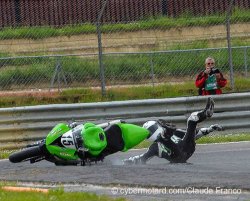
[9,146,43,163]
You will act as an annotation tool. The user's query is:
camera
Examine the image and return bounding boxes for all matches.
[211,68,219,74]
[207,68,219,75]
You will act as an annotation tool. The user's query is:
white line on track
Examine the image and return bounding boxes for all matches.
[199,140,250,146]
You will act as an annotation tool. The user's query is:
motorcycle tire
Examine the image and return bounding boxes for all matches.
[9,146,43,163]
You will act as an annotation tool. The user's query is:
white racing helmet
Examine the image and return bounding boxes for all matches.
[143,120,164,142]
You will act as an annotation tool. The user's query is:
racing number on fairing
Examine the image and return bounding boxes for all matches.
[61,130,77,149]
[62,136,74,146]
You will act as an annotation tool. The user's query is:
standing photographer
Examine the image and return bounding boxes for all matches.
[195,57,227,96]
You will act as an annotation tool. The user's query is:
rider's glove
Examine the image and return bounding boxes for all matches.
[209,124,224,132]
[200,124,224,136]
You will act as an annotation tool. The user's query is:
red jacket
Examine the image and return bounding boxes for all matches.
[195,70,227,96]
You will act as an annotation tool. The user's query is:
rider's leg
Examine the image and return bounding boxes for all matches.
[123,98,215,165]
[181,97,214,145]
[123,142,158,164]
[165,97,214,162]
[195,124,223,140]
[123,139,175,165]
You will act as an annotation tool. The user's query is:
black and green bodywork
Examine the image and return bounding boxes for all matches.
[45,122,150,160]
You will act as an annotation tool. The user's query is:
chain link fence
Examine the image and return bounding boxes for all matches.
[0,0,250,96]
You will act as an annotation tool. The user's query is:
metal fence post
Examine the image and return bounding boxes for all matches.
[244,47,248,77]
[149,53,155,87]
[50,56,67,91]
[14,0,21,26]
[162,0,168,16]
[226,0,235,90]
[97,0,108,97]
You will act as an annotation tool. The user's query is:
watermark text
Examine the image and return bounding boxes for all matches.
[111,186,242,196]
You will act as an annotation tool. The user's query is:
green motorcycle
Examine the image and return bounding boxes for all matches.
[9,120,150,166]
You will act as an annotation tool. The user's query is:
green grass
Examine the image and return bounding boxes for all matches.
[196,133,250,144]
[2,75,250,108]
[0,150,16,159]
[135,133,250,149]
[0,186,126,201]
[0,82,203,107]
[0,8,249,40]
[0,45,250,91]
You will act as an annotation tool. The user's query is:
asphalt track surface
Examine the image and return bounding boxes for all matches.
[0,141,250,201]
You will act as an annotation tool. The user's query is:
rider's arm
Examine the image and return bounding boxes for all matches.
[195,71,207,88]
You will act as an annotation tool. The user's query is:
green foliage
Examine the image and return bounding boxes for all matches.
[136,134,250,149]
[196,134,250,144]
[2,77,250,108]
[105,82,198,100]
[231,7,250,23]
[0,187,126,201]
[135,133,250,149]
[104,54,150,81]
[0,27,57,40]
[61,24,96,36]
[61,57,99,84]
[0,45,249,91]
[0,24,97,40]
[0,9,250,40]
[0,150,16,159]
[0,63,54,90]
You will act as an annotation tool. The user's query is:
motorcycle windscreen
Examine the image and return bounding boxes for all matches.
[46,123,71,145]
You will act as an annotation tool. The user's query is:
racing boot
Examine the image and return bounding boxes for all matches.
[195,124,223,140]
[182,98,215,145]
[200,124,223,135]
[123,154,146,165]
[188,97,214,123]
[123,141,162,165]
[203,97,215,118]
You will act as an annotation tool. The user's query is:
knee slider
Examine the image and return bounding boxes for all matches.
[188,111,200,122]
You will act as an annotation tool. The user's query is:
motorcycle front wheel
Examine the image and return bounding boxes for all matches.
[9,146,43,163]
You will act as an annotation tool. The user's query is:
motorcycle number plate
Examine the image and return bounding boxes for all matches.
[61,130,77,149]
